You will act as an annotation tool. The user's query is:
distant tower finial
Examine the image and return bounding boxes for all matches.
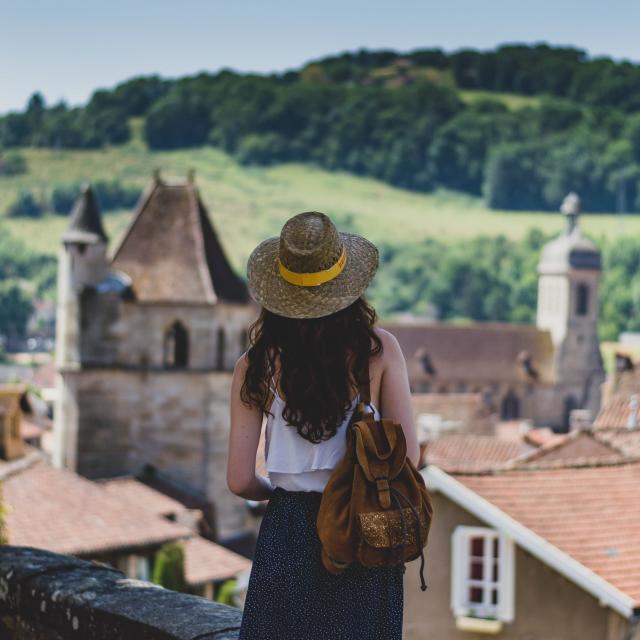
[561,191,581,233]
[187,168,195,184]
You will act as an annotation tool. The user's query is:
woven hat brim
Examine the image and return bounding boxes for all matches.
[247,232,379,319]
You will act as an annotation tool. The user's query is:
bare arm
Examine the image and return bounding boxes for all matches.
[227,353,274,501]
[378,329,420,467]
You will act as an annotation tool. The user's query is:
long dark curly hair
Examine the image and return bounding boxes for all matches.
[240,296,383,443]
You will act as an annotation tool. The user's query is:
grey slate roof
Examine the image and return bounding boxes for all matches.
[110,177,249,304]
[62,185,109,244]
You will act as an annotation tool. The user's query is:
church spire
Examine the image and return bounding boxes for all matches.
[62,184,108,244]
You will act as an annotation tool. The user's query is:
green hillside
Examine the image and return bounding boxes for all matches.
[1,144,635,273]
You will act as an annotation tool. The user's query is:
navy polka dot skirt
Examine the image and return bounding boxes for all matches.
[239,486,404,639]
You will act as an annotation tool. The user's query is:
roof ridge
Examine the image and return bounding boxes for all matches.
[187,183,217,304]
[109,178,160,261]
[449,456,640,475]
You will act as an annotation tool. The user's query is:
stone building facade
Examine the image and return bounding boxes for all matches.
[53,176,258,538]
[382,193,605,431]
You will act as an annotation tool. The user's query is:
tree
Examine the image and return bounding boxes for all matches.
[151,542,186,591]
[0,281,32,339]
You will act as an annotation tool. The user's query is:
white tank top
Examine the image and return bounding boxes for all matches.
[264,383,380,492]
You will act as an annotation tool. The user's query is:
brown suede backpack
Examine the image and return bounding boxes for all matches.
[316,360,433,591]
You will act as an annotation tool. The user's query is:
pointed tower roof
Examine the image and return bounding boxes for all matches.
[538,192,601,275]
[62,185,109,244]
[110,175,249,305]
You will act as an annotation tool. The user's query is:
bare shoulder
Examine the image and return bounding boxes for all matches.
[372,326,403,357]
[231,351,249,386]
[371,326,405,375]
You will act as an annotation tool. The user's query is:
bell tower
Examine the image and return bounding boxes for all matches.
[536,192,604,425]
[54,185,109,468]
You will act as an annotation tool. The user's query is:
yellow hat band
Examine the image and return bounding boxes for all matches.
[277,246,347,287]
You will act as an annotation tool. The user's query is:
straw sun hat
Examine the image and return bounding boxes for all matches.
[247,211,379,319]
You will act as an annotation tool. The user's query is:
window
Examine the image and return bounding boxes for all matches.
[576,283,589,316]
[451,526,514,623]
[163,321,189,368]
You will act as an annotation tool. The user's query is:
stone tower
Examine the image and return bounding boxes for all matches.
[536,192,605,427]
[54,174,258,537]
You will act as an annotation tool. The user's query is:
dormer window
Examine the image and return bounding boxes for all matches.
[163,321,189,369]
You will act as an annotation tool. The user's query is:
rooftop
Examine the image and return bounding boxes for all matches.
[455,461,640,605]
[383,320,555,385]
[424,434,525,473]
[426,425,640,614]
[3,454,251,586]
[62,185,109,245]
[111,177,249,305]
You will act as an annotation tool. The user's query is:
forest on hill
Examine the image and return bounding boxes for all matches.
[2,44,640,213]
[3,43,640,352]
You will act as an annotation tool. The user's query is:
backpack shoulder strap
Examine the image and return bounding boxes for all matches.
[355,357,375,417]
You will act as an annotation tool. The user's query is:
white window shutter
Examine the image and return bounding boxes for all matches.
[451,526,467,617]
[497,535,515,623]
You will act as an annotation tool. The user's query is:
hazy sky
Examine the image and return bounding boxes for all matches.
[2,0,639,114]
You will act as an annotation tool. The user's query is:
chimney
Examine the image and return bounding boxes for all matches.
[569,409,593,432]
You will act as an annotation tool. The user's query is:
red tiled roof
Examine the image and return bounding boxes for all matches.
[111,179,248,305]
[509,430,630,470]
[99,476,188,518]
[424,434,525,473]
[456,462,640,604]
[593,428,640,459]
[594,396,637,429]
[4,460,192,555]
[183,536,251,585]
[382,320,555,385]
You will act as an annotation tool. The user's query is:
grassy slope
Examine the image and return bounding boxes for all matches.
[0,143,636,275]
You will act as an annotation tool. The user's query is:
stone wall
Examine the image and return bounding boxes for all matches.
[0,546,241,639]
[56,367,250,538]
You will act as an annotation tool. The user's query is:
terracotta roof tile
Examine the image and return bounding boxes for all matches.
[424,434,525,473]
[593,428,640,459]
[111,179,248,304]
[99,476,188,518]
[509,430,630,470]
[4,460,192,555]
[183,536,251,585]
[594,396,639,429]
[455,462,640,604]
[382,321,555,385]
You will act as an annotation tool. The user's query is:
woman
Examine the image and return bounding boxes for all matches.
[227,211,419,639]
